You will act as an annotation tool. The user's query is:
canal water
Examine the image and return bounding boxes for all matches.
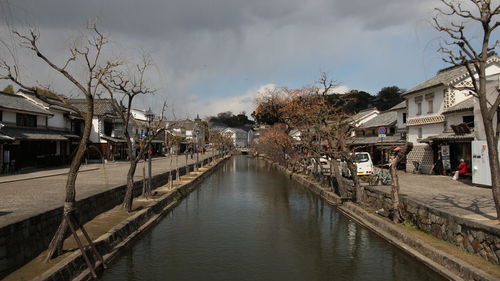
[101,156,445,281]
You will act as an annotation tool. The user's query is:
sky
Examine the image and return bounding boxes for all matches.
[0,0,492,120]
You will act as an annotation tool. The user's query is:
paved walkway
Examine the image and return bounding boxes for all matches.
[0,152,215,227]
[371,172,497,221]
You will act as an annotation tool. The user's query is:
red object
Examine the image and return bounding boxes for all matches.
[457,162,468,174]
[148,150,153,156]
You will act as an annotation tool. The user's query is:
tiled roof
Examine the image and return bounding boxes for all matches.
[223,127,247,134]
[69,98,118,116]
[1,126,68,141]
[348,135,405,146]
[406,115,445,126]
[403,56,500,96]
[0,92,52,115]
[347,108,379,123]
[443,97,474,114]
[360,111,397,128]
[421,132,474,143]
[389,101,406,111]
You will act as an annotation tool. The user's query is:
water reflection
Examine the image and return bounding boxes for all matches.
[101,156,445,281]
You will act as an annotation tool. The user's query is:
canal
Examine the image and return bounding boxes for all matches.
[101,156,446,281]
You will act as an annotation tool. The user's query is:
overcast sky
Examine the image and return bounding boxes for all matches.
[0,0,480,119]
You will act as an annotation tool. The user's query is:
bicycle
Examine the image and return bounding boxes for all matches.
[368,171,392,186]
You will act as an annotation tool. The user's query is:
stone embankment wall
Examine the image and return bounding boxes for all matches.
[364,187,500,264]
[0,156,216,279]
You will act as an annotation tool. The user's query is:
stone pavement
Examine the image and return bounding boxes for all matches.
[371,172,497,221]
[0,152,214,227]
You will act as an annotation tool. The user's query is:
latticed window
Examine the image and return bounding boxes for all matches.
[443,88,455,110]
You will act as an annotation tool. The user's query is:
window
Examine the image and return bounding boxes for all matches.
[402,113,407,124]
[427,99,433,113]
[104,121,113,136]
[16,113,37,127]
[417,127,423,139]
[353,153,369,163]
[416,102,422,115]
[72,120,82,135]
[463,115,474,128]
[389,127,395,135]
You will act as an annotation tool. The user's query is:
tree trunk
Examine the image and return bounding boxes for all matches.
[389,161,403,223]
[346,159,363,203]
[123,160,137,212]
[483,118,500,218]
[388,143,412,223]
[46,100,93,261]
[330,159,346,197]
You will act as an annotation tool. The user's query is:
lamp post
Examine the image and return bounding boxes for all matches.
[194,127,200,171]
[145,108,155,193]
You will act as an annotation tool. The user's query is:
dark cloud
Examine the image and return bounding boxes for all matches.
[0,0,437,117]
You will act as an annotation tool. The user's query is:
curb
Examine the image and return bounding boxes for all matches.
[0,167,100,184]
[31,156,230,281]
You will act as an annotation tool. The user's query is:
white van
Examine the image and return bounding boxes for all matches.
[342,152,374,177]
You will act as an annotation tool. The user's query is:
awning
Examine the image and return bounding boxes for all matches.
[101,135,127,143]
[0,127,68,141]
[0,132,14,142]
[421,132,474,143]
[63,134,81,139]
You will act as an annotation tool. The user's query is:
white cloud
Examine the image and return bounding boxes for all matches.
[187,84,276,119]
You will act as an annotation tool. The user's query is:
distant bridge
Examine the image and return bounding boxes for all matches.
[236,148,252,155]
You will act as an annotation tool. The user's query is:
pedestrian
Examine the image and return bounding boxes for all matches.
[433,155,444,175]
[452,159,468,180]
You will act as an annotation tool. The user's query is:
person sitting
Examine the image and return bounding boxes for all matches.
[452,159,468,180]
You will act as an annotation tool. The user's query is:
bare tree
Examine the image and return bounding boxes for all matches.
[102,60,168,212]
[388,143,413,223]
[0,24,119,260]
[433,0,500,218]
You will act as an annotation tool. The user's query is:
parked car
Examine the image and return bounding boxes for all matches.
[308,156,331,174]
[342,152,374,177]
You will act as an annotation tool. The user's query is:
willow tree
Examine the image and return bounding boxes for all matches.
[433,0,500,218]
[0,25,119,260]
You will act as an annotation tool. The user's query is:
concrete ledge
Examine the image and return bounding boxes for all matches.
[263,159,342,205]
[0,156,216,278]
[339,203,498,281]
[364,186,500,264]
[32,156,230,281]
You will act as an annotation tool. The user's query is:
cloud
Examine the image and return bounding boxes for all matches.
[186,84,276,119]
[0,0,443,118]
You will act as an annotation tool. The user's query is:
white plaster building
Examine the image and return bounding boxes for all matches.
[403,56,500,174]
[221,127,249,148]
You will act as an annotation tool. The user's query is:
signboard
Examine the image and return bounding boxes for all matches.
[441,145,451,170]
[148,149,153,156]
[378,127,387,138]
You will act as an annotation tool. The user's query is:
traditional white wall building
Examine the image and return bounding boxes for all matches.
[221,127,249,148]
[403,56,500,174]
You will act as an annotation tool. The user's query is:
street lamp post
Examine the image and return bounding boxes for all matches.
[145,108,155,193]
[194,128,200,171]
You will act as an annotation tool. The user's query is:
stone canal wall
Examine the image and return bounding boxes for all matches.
[261,157,500,281]
[36,156,230,281]
[364,186,500,265]
[0,156,216,279]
